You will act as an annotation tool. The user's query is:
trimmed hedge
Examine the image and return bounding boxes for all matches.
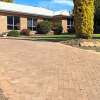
[7,30,20,37]
[37,21,51,34]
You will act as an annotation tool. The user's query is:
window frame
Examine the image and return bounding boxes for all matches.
[7,16,20,30]
[27,17,37,31]
[67,17,74,30]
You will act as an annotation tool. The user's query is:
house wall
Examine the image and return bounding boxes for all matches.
[0,12,46,34]
[62,19,67,33]
[0,12,29,33]
[0,11,68,34]
[37,17,44,23]
[20,17,27,30]
[0,14,7,33]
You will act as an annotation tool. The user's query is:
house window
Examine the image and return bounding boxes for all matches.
[27,17,37,31]
[7,16,20,30]
[67,17,74,30]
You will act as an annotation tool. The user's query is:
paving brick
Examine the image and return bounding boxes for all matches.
[0,40,99,100]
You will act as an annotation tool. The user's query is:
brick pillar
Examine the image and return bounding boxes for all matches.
[61,19,68,33]
[0,15,7,33]
[20,17,27,30]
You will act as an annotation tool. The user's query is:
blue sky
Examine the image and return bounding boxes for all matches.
[15,0,73,12]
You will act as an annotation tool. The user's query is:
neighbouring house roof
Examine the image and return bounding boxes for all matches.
[0,1,69,17]
[54,10,69,16]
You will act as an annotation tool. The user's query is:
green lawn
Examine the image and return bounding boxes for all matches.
[92,34,100,39]
[30,34,100,42]
[32,34,75,38]
[31,34,76,42]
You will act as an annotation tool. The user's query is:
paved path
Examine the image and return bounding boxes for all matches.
[0,39,100,100]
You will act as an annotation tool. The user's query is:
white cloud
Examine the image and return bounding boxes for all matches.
[37,0,73,12]
[54,0,73,6]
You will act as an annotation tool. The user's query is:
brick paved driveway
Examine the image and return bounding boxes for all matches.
[0,39,100,100]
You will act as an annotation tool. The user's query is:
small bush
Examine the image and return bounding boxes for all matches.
[52,21,63,35]
[37,21,51,34]
[20,29,31,36]
[7,30,20,37]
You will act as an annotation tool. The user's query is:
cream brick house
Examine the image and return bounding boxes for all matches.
[0,1,74,34]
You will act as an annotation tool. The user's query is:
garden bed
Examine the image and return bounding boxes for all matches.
[61,39,100,52]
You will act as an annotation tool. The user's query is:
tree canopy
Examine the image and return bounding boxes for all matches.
[0,0,13,2]
[73,0,95,38]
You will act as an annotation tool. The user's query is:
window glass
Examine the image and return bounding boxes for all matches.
[28,27,32,30]
[7,25,13,30]
[67,18,70,25]
[7,16,20,30]
[28,18,32,27]
[33,27,37,31]
[33,19,37,26]
[14,26,20,30]
[7,16,13,25]
[14,16,20,26]
[67,26,70,29]
[67,17,74,30]
[27,17,37,31]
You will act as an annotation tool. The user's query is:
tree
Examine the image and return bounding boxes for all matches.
[73,0,95,38]
[0,0,13,2]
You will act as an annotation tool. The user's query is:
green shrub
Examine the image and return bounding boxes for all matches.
[8,30,20,37]
[20,29,31,36]
[37,21,51,34]
[52,21,63,35]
